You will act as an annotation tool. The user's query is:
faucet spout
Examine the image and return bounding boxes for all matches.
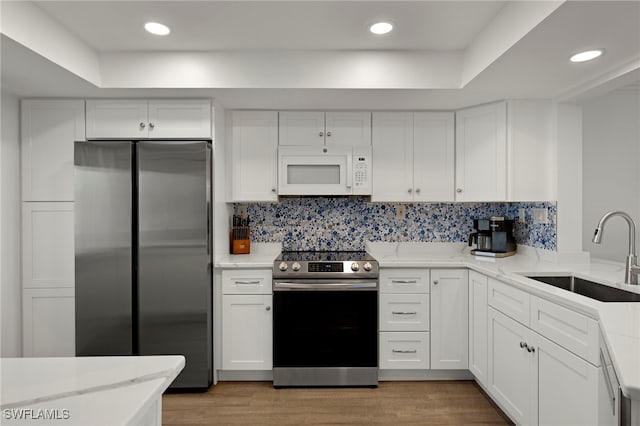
[592,211,639,285]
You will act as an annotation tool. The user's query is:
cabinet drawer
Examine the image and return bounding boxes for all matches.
[530,296,599,365]
[222,269,272,295]
[380,294,429,331]
[379,332,430,369]
[488,278,530,326]
[380,269,429,294]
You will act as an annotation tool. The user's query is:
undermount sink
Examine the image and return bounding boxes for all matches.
[525,275,640,302]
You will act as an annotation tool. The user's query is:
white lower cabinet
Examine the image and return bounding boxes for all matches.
[468,271,488,387]
[534,331,598,426]
[222,294,272,370]
[488,303,599,426]
[22,288,75,357]
[430,269,468,369]
[379,332,430,369]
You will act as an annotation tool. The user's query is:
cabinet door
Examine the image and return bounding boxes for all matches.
[147,99,211,138]
[222,295,273,370]
[371,112,414,202]
[488,307,536,426]
[21,100,85,201]
[430,269,469,369]
[533,332,598,426]
[413,112,455,201]
[469,271,488,387]
[86,100,148,139]
[455,102,507,201]
[23,288,75,357]
[279,111,325,146]
[325,112,371,146]
[230,111,278,201]
[22,202,74,288]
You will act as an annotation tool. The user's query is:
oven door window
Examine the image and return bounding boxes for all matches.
[273,291,378,368]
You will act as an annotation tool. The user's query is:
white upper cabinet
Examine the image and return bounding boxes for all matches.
[372,112,414,202]
[455,101,507,202]
[455,100,554,202]
[229,111,278,202]
[413,112,455,201]
[21,100,85,201]
[507,100,554,201]
[279,111,371,146]
[372,112,454,202]
[86,99,211,139]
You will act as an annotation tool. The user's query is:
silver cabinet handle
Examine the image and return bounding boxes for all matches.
[392,349,417,354]
[235,280,261,285]
[149,122,155,129]
[139,122,146,129]
[456,188,462,193]
[271,188,276,193]
[391,279,417,284]
[327,131,332,137]
[433,280,439,285]
[520,341,527,349]
[319,131,324,137]
[600,350,616,415]
[265,306,271,311]
[408,188,412,193]
[415,188,421,194]
[391,311,418,315]
[527,346,536,353]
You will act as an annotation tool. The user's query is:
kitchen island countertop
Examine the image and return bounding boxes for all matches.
[0,355,184,425]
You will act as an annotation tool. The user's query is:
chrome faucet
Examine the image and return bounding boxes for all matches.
[592,211,640,285]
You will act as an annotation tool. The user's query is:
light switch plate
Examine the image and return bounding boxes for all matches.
[533,208,548,224]
[518,207,526,223]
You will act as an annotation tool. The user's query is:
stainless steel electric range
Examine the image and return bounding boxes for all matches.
[272,251,379,388]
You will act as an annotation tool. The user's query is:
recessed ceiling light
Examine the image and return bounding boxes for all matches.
[570,49,603,63]
[369,22,393,35]
[144,22,170,36]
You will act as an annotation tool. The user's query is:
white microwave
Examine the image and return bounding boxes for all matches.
[278,146,372,196]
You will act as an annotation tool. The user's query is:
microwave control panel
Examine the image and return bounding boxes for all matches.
[352,147,372,194]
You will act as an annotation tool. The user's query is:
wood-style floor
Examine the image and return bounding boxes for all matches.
[163,381,512,425]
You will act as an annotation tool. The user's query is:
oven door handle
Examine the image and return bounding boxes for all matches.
[273,281,378,290]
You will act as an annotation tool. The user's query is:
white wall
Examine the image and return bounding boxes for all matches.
[582,86,640,262]
[1,90,22,356]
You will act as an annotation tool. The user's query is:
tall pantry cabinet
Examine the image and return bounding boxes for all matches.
[21,100,83,356]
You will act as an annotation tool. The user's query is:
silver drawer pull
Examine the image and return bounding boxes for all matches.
[391,311,417,315]
[392,349,417,354]
[235,280,261,285]
[391,280,417,284]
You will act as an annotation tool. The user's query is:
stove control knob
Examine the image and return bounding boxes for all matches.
[278,262,288,272]
[292,262,301,272]
[363,262,373,271]
[351,262,360,272]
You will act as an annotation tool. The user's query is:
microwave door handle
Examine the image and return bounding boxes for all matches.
[346,154,353,192]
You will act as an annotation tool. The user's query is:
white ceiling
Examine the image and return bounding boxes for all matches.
[35,1,507,51]
[2,0,639,109]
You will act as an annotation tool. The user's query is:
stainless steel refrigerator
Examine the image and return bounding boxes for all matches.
[74,140,212,390]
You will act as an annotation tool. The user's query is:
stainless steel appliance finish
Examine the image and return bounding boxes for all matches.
[468,216,517,257]
[272,251,379,388]
[74,141,212,390]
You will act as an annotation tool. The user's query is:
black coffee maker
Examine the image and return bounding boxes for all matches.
[468,216,516,257]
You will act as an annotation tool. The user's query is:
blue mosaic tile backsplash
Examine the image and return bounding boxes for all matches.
[234,199,557,252]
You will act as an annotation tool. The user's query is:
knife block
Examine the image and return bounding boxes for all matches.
[230,227,251,254]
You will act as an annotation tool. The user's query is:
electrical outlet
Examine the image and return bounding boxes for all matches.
[396,204,406,219]
[237,205,247,217]
[518,207,526,223]
[533,208,548,224]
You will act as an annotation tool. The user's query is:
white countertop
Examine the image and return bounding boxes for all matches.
[215,242,281,268]
[0,355,185,425]
[366,242,640,401]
